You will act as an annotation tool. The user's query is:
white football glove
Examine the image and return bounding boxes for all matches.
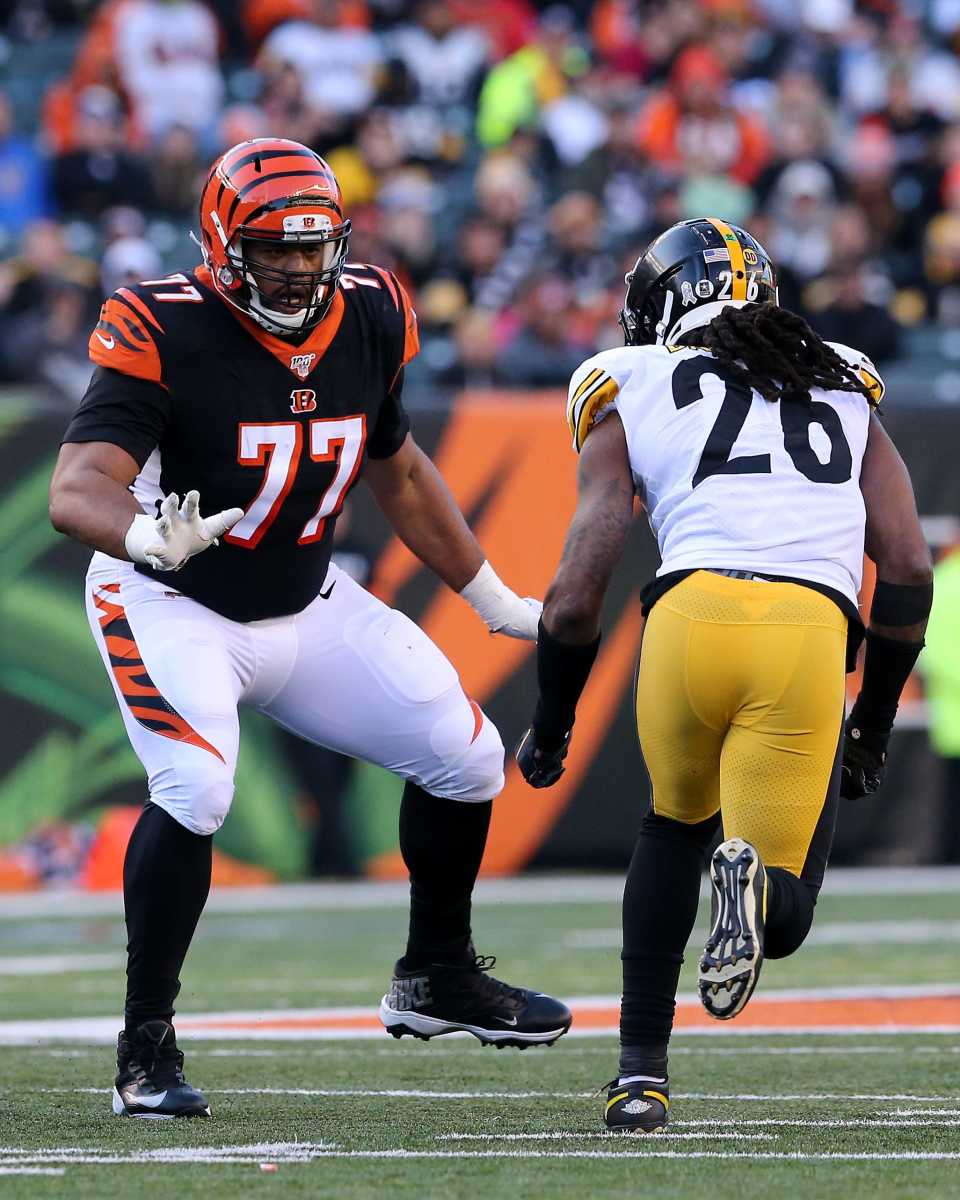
[124,491,244,572]
[459,560,543,640]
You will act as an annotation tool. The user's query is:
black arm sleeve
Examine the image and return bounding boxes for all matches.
[62,366,171,468]
[532,619,601,749]
[367,367,411,460]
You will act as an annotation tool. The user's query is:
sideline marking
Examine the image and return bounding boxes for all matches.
[2,866,958,921]
[2,984,956,1043]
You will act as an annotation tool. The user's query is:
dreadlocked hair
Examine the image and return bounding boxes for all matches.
[679,302,877,406]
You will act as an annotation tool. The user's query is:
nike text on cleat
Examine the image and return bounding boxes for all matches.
[603,1077,670,1134]
[698,837,767,1020]
[113,1019,211,1118]
[379,950,571,1049]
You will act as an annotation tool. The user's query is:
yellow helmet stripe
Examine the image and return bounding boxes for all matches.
[707,217,747,301]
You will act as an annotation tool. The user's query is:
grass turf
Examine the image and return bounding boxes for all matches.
[0,885,958,1197]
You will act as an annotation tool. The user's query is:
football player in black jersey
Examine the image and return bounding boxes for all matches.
[49,138,571,1119]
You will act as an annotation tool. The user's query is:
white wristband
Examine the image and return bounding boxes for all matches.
[124,512,165,569]
[459,560,542,641]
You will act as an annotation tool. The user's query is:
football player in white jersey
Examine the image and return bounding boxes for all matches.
[515,218,933,1133]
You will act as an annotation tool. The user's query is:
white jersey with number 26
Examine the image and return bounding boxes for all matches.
[566,341,884,608]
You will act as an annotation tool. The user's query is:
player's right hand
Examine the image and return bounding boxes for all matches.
[839,716,888,801]
[515,728,570,789]
[125,491,244,572]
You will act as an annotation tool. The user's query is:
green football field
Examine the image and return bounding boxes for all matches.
[0,872,958,1198]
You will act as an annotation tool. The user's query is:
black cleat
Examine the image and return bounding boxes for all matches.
[379,951,572,1048]
[699,837,767,1020]
[112,1020,211,1118]
[603,1077,670,1134]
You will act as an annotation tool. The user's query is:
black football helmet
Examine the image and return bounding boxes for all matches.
[619,217,778,347]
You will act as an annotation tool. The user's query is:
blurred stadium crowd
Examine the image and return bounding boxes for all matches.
[2,0,960,404]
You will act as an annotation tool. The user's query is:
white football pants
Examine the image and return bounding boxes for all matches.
[85,553,505,836]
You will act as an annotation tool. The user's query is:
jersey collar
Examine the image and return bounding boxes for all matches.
[195,264,345,380]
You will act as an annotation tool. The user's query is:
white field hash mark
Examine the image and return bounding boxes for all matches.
[0,1142,335,1167]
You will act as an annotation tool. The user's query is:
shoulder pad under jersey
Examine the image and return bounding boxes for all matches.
[340,262,419,368]
[826,341,885,408]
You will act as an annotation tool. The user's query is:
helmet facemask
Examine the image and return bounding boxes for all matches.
[229,219,351,336]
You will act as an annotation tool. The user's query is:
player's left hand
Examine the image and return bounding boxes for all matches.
[515,728,570,788]
[839,716,888,801]
[460,561,542,640]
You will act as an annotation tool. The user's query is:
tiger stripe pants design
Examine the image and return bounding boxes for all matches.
[85,553,505,836]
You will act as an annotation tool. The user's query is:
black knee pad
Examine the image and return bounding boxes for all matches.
[764,866,816,959]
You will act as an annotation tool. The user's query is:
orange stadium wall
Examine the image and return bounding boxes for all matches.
[0,393,955,888]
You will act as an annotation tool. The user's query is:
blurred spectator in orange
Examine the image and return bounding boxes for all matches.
[243,0,369,49]
[448,0,536,61]
[259,0,383,125]
[0,91,51,248]
[113,0,224,143]
[589,0,651,77]
[50,85,154,220]
[638,43,770,186]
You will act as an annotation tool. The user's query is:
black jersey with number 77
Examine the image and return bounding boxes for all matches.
[63,263,419,622]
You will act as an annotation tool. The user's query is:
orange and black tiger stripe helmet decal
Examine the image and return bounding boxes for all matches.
[93,584,224,763]
[200,138,345,259]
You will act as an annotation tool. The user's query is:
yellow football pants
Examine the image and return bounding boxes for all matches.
[635,570,847,877]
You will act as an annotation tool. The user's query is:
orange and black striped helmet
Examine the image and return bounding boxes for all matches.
[199,138,351,335]
[619,217,777,347]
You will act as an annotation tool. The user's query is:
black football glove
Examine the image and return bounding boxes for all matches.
[839,715,889,801]
[515,728,570,789]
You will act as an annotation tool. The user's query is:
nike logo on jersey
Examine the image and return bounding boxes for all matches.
[95,331,115,350]
[318,580,337,600]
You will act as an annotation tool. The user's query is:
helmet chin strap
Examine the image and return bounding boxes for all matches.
[245,269,329,335]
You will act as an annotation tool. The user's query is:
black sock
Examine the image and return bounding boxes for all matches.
[123,802,212,1030]
[764,866,816,959]
[619,810,719,1075]
[400,782,491,968]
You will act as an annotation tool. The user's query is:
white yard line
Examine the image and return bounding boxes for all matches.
[440,1118,960,1136]
[2,866,958,920]
[0,954,123,976]
[0,1167,65,1176]
[259,1149,960,1161]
